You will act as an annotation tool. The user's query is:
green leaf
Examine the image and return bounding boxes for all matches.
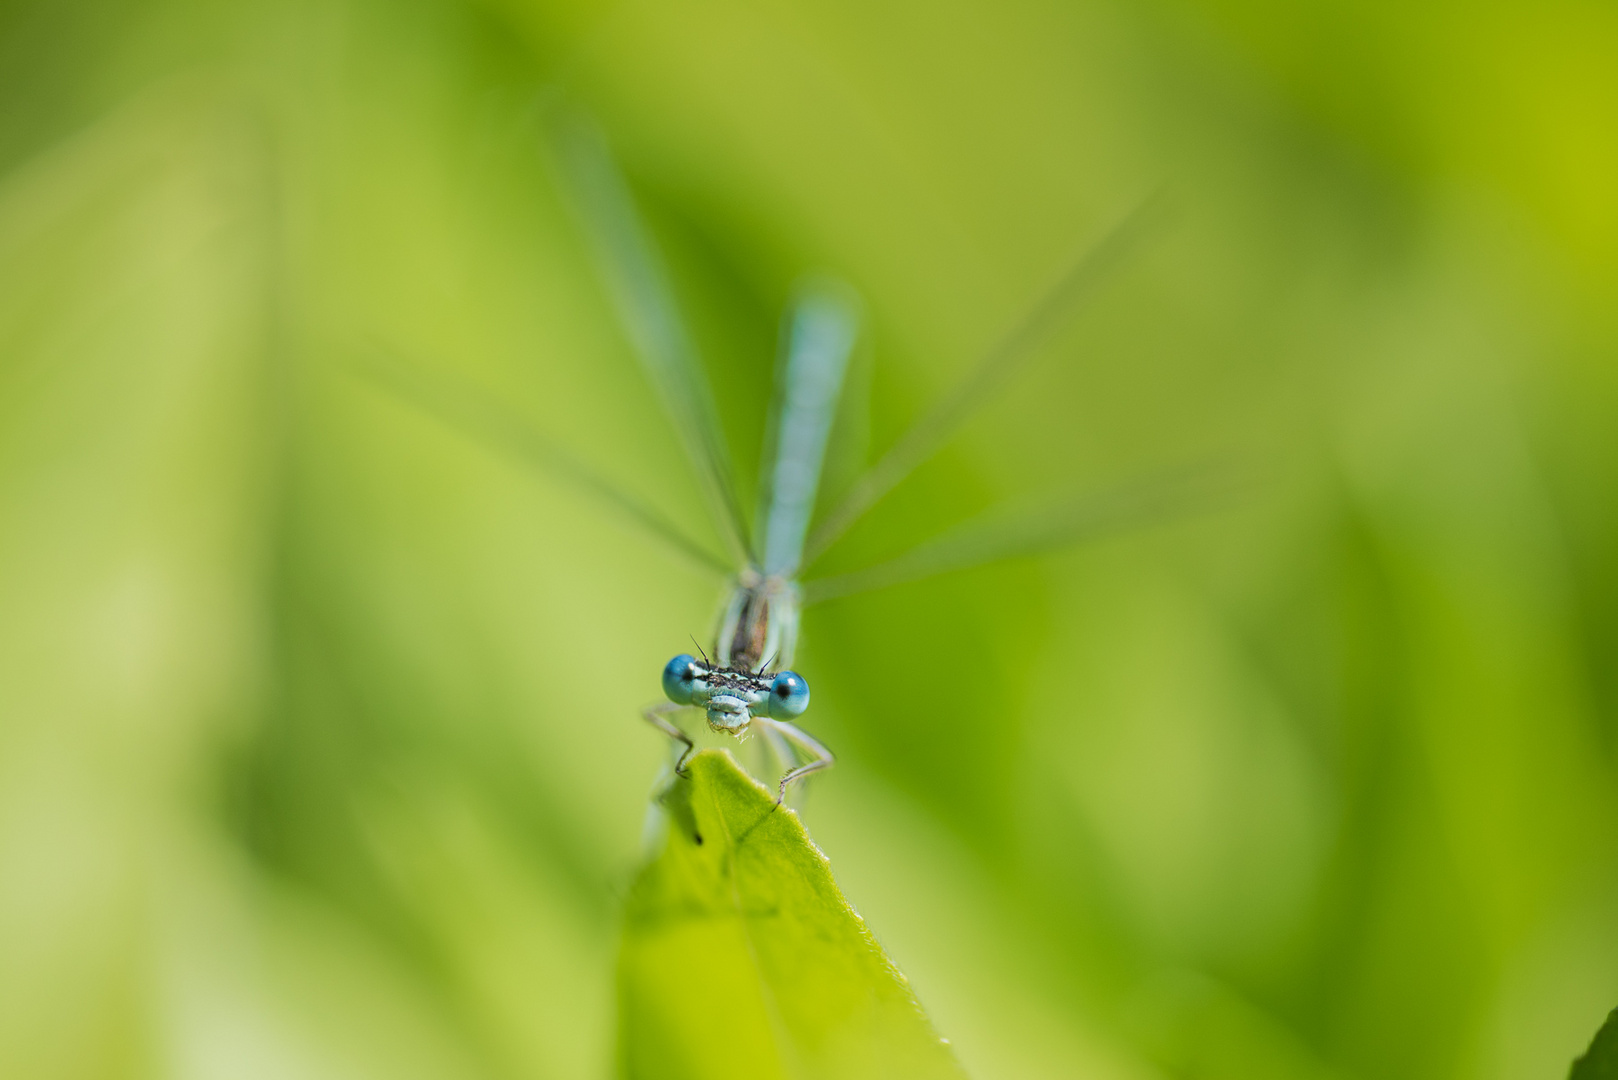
[617,750,968,1080]
[1572,1010,1618,1080]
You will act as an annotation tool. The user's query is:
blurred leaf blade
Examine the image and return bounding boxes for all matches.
[1572,1010,1618,1080]
[618,751,966,1080]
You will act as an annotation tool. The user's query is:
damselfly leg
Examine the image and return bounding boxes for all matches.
[640,700,695,777]
[755,718,835,805]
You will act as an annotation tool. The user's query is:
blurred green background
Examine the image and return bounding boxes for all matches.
[3,0,1618,1077]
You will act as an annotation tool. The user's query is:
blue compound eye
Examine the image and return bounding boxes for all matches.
[767,671,810,719]
[662,654,703,705]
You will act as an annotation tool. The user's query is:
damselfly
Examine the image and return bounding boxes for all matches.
[368,113,1199,804]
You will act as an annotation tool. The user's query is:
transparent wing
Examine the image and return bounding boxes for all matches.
[756,283,859,578]
[801,460,1237,603]
[801,194,1162,567]
[547,112,753,568]
[353,347,733,576]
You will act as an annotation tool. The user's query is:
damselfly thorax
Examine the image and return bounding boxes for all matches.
[718,569,801,673]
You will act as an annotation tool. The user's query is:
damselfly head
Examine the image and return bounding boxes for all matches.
[660,653,811,734]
